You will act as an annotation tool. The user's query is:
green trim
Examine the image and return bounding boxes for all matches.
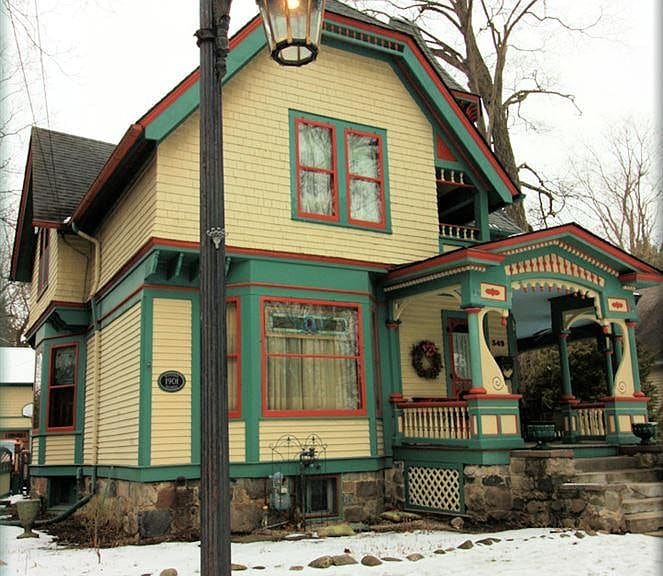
[144,26,267,142]
[0,382,33,387]
[31,457,390,483]
[243,295,261,463]
[138,295,153,467]
[288,109,392,234]
[393,445,512,466]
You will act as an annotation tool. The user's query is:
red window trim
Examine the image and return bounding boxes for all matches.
[260,296,366,418]
[46,343,78,433]
[344,128,386,230]
[227,297,241,419]
[37,228,50,296]
[295,118,339,223]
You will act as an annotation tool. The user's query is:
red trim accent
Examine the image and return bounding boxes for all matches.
[344,128,386,229]
[436,134,457,162]
[72,125,144,223]
[625,321,638,328]
[325,11,519,198]
[227,297,241,419]
[633,391,646,398]
[295,117,339,222]
[466,394,521,400]
[385,320,401,330]
[389,393,404,403]
[463,307,482,315]
[31,220,65,229]
[387,247,503,281]
[397,399,468,408]
[466,388,487,396]
[45,343,78,433]
[620,272,662,284]
[260,296,367,418]
[600,396,648,403]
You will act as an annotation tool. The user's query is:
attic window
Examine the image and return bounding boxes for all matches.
[37,228,50,295]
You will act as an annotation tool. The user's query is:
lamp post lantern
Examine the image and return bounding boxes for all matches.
[196,2,325,575]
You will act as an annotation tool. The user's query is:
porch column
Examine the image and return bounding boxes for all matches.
[558,330,574,400]
[465,307,486,394]
[625,320,643,396]
[601,327,615,397]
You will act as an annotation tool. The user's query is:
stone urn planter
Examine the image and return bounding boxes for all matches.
[15,498,41,539]
[632,422,656,445]
[527,424,556,450]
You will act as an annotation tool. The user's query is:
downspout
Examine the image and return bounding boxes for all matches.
[72,222,102,492]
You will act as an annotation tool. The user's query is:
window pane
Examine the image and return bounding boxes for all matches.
[226,301,237,355]
[48,386,74,428]
[349,180,382,223]
[348,133,379,178]
[54,348,75,385]
[298,123,332,169]
[452,332,471,379]
[300,171,333,215]
[228,357,238,411]
[265,301,361,412]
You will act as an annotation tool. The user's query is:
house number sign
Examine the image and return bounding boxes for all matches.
[158,371,186,393]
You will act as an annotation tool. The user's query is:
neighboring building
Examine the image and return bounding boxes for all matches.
[9,1,662,537]
[0,347,35,449]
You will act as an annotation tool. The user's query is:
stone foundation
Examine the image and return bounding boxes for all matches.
[31,470,387,542]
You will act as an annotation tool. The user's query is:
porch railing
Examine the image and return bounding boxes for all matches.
[396,400,470,440]
[575,402,606,438]
[439,223,480,242]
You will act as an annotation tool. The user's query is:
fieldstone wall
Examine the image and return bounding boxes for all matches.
[341,471,385,523]
[463,464,512,522]
[383,463,405,510]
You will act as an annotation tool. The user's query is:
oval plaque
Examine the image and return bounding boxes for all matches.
[158,371,186,393]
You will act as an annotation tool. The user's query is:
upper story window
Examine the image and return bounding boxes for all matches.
[47,344,77,432]
[291,111,390,232]
[37,228,50,294]
[262,297,365,417]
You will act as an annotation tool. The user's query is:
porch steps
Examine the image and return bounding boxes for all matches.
[573,455,663,533]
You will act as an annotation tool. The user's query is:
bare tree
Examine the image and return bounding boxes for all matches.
[570,121,662,267]
[351,0,601,229]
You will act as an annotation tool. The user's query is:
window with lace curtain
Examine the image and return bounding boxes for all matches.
[262,298,365,416]
[291,111,390,231]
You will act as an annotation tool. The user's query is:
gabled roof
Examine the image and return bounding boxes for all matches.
[30,127,115,224]
[10,128,115,281]
[11,1,520,282]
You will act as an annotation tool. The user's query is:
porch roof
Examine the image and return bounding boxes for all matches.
[384,223,662,292]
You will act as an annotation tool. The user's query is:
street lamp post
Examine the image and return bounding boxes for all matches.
[196,1,326,575]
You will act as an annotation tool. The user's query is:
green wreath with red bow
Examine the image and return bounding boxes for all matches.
[411,340,442,379]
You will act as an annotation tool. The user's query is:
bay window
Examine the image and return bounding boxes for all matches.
[263,298,364,415]
[291,111,389,231]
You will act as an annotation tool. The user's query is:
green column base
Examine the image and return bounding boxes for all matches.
[465,395,524,449]
[603,397,649,445]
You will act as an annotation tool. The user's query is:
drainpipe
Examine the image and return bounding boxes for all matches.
[71,222,102,491]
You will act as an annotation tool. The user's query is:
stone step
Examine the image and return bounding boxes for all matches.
[626,511,663,533]
[575,467,663,484]
[574,456,637,472]
[625,482,663,499]
[623,496,663,514]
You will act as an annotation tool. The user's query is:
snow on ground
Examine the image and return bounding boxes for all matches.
[0,525,660,576]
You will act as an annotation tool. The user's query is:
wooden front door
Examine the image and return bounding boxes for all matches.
[447,317,472,398]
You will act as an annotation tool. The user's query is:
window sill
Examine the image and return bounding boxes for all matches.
[292,215,391,234]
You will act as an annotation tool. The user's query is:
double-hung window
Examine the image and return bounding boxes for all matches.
[291,111,390,231]
[47,345,77,431]
[262,298,365,416]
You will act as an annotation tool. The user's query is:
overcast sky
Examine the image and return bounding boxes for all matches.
[1,0,659,227]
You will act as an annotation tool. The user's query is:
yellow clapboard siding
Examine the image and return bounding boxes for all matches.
[31,436,40,458]
[259,419,370,462]
[97,158,157,288]
[486,311,509,357]
[400,294,455,398]
[44,435,75,465]
[154,46,439,264]
[151,299,192,465]
[94,303,141,466]
[0,387,33,418]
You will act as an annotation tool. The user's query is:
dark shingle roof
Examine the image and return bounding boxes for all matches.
[488,209,524,236]
[30,127,115,223]
[326,0,465,92]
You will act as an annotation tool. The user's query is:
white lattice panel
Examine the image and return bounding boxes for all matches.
[407,466,461,512]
